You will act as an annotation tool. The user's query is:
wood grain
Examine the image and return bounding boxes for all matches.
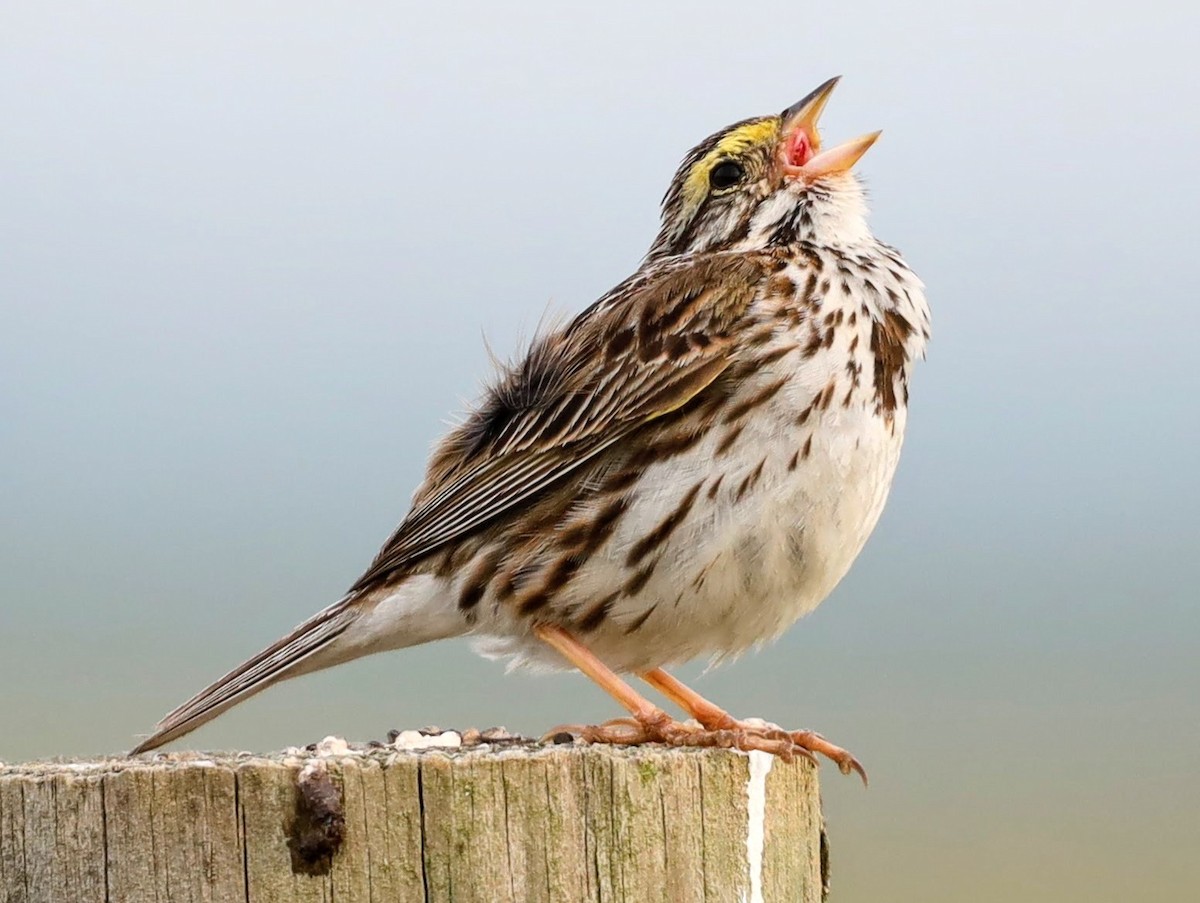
[0,743,825,902]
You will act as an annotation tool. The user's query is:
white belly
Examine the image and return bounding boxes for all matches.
[574,400,905,670]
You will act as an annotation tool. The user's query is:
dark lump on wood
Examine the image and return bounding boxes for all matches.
[286,761,345,876]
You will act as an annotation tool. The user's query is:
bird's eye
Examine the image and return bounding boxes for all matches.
[709,160,745,190]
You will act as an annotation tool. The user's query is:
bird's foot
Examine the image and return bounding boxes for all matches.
[544,710,818,764]
[529,631,865,781]
[634,668,867,784]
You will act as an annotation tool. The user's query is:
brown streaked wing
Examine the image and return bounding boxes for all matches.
[349,253,769,593]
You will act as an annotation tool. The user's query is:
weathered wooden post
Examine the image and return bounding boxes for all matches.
[1,737,827,902]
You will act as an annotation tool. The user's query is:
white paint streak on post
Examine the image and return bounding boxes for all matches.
[743,749,774,903]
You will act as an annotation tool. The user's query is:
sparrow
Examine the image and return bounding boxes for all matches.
[131,77,930,782]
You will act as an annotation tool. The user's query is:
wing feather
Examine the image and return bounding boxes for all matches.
[349,253,768,593]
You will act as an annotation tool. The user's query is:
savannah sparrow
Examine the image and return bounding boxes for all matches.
[131,77,930,780]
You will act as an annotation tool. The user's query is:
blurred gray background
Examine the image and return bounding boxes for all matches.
[3,2,1198,900]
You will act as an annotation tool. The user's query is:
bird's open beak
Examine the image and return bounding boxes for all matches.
[779,77,881,180]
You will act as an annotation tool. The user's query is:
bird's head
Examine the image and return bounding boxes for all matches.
[647,77,880,260]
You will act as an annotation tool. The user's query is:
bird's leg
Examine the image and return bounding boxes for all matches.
[535,624,684,742]
[534,625,797,757]
[640,667,868,783]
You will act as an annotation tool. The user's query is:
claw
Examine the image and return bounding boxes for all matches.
[541,723,589,743]
[787,730,868,785]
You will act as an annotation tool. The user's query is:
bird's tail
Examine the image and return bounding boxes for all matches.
[129,597,359,755]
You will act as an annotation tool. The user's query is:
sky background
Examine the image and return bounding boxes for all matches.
[2,2,1198,900]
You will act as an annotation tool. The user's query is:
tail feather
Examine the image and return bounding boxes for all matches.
[129,599,357,754]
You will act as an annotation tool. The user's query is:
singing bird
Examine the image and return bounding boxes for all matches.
[132,78,930,780]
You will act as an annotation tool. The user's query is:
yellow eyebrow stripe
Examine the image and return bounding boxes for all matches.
[681,118,780,213]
